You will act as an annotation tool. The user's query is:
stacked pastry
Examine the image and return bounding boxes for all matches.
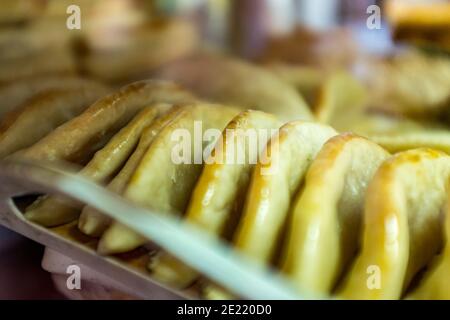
[0,74,448,300]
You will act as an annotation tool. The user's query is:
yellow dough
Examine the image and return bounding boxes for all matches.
[148,110,282,288]
[24,104,172,227]
[0,84,109,158]
[282,134,389,294]
[78,106,184,237]
[98,103,240,255]
[233,121,337,263]
[337,149,450,299]
[17,80,195,163]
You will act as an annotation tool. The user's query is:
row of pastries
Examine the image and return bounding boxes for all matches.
[0,74,448,299]
[0,0,449,300]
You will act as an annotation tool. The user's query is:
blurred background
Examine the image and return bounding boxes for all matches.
[0,0,449,299]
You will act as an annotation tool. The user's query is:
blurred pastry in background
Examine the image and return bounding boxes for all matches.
[367,51,450,118]
[82,18,200,84]
[154,53,312,121]
[0,0,45,25]
[258,26,359,71]
[264,63,325,106]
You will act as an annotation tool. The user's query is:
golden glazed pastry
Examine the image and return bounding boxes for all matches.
[337,149,450,299]
[0,46,77,84]
[386,0,450,51]
[184,110,282,238]
[17,80,195,163]
[282,134,389,294]
[0,84,110,158]
[97,103,241,254]
[78,106,184,237]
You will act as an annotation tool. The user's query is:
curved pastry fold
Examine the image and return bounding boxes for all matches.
[337,149,450,299]
[156,54,313,121]
[17,80,195,163]
[0,83,110,158]
[98,104,240,255]
[24,104,172,227]
[407,195,450,300]
[233,121,337,263]
[78,106,184,237]
[186,110,282,237]
[148,110,282,288]
[282,134,389,294]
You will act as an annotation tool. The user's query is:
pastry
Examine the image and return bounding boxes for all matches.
[337,149,450,299]
[370,130,450,154]
[0,46,77,84]
[0,75,110,120]
[407,195,450,299]
[148,110,282,288]
[368,52,450,117]
[155,53,313,121]
[97,103,240,254]
[314,71,367,125]
[233,121,337,263]
[5,73,448,300]
[83,19,199,83]
[0,83,110,158]
[25,104,173,227]
[16,80,195,163]
[282,134,389,294]
[78,106,184,237]
[264,63,324,105]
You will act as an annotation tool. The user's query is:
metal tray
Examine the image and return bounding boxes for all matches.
[0,157,309,300]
